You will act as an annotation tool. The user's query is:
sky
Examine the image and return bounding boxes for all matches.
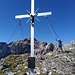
[0,0,75,44]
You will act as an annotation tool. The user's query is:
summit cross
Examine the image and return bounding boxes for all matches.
[15,0,52,75]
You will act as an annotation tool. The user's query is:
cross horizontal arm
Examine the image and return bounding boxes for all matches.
[15,14,30,19]
[37,12,52,17]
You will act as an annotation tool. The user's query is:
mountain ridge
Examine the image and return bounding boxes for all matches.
[0,38,54,58]
[0,38,75,58]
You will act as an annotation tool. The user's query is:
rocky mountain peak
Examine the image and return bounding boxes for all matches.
[0,38,75,58]
[0,38,54,58]
[63,40,75,50]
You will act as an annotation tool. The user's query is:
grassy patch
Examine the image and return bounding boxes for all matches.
[72,44,75,47]
[52,71,63,75]
[1,54,29,74]
[15,71,25,75]
[0,70,5,75]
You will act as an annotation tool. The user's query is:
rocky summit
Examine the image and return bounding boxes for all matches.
[0,38,54,58]
[0,38,75,75]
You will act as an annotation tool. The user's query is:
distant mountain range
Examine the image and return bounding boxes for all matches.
[0,38,75,58]
[63,40,75,50]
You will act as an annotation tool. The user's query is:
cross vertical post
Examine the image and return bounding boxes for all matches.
[30,17,35,75]
[15,0,52,75]
[31,0,34,58]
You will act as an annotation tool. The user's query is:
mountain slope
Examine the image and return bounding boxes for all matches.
[0,42,11,58]
[0,49,75,75]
